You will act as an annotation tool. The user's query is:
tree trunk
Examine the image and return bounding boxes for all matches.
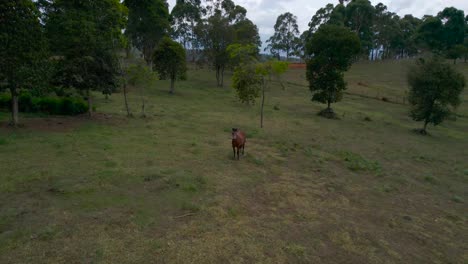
[11,92,19,127]
[260,80,265,128]
[454,59,456,65]
[422,120,429,134]
[123,82,131,117]
[87,90,93,118]
[327,100,331,110]
[140,87,146,118]
[216,66,220,87]
[170,76,175,94]
[220,66,225,88]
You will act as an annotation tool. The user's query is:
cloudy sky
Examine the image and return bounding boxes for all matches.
[167,0,468,48]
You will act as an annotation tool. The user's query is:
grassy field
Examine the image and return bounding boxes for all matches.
[0,59,467,263]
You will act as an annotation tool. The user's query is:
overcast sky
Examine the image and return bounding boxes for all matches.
[167,0,468,48]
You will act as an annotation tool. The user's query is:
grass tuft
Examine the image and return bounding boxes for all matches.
[340,151,381,173]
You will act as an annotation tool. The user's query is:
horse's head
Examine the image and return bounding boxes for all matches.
[232,128,239,140]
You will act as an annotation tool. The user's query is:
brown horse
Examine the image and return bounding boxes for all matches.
[231,128,246,160]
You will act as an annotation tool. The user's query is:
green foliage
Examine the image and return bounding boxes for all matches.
[229,43,289,106]
[306,25,360,109]
[153,37,187,93]
[171,0,204,50]
[307,4,339,34]
[341,151,381,172]
[0,93,87,116]
[417,16,444,51]
[46,0,127,97]
[127,63,158,89]
[231,63,262,104]
[265,12,300,59]
[446,45,467,63]
[124,0,170,65]
[0,0,46,92]
[153,37,187,80]
[407,57,466,132]
[438,7,466,48]
[227,43,258,67]
[232,19,262,49]
[196,0,258,87]
[0,0,49,124]
[418,7,466,52]
[345,0,375,51]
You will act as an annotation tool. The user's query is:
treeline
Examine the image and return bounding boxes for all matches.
[1,0,467,127]
[0,0,262,126]
[265,1,468,62]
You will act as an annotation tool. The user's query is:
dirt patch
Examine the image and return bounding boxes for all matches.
[289,63,306,69]
[0,113,126,133]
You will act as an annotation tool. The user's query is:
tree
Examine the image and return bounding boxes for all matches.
[265,12,300,60]
[371,3,401,60]
[446,45,466,64]
[196,0,257,87]
[438,7,465,49]
[232,19,261,50]
[124,0,170,66]
[153,37,187,94]
[307,4,337,34]
[464,38,468,63]
[301,3,346,60]
[127,63,158,117]
[229,44,288,128]
[397,15,421,58]
[417,16,444,52]
[171,0,204,61]
[306,25,360,117]
[45,0,127,117]
[345,0,375,54]
[227,43,258,68]
[0,0,47,126]
[407,57,465,134]
[256,60,289,127]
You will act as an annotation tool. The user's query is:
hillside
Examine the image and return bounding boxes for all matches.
[0,60,467,263]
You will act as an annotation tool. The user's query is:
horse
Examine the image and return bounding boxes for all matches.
[231,128,246,160]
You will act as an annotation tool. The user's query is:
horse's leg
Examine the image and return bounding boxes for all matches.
[233,147,236,159]
[237,148,240,160]
[242,144,245,155]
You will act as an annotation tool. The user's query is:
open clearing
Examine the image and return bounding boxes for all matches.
[0,60,467,263]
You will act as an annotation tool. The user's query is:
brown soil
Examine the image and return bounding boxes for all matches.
[288,63,307,69]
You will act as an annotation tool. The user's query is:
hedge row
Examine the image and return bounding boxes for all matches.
[0,93,88,116]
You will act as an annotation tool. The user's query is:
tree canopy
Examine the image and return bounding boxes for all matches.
[306,25,361,116]
[196,0,259,87]
[124,0,170,66]
[153,37,187,94]
[45,0,127,116]
[408,57,466,134]
[0,0,48,125]
[265,12,300,60]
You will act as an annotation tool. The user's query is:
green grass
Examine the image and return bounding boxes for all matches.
[0,60,467,263]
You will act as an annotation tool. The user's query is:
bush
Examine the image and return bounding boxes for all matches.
[0,92,87,116]
[0,94,10,109]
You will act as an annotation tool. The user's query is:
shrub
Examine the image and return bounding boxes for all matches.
[37,97,61,114]
[0,94,11,109]
[0,92,87,116]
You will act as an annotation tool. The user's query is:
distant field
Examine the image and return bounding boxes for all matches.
[0,60,467,263]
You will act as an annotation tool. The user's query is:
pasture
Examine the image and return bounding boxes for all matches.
[0,60,467,263]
